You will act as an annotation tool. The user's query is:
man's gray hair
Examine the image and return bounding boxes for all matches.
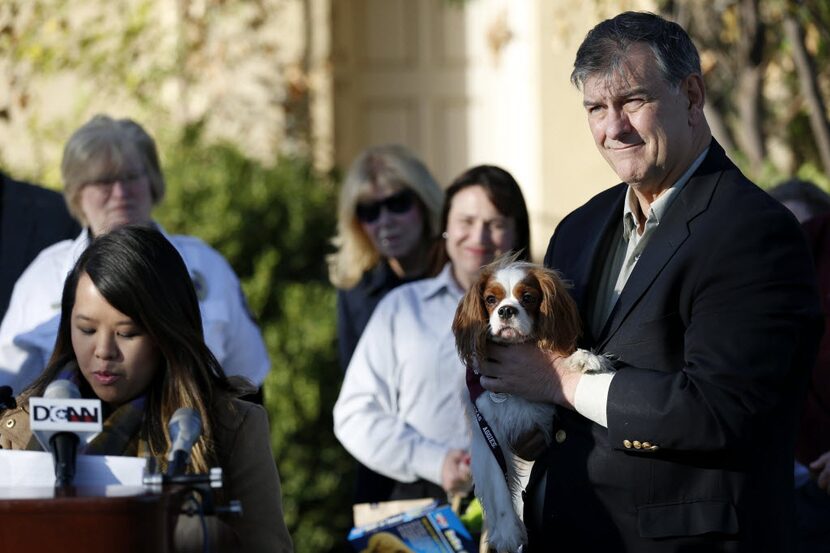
[571,11,701,91]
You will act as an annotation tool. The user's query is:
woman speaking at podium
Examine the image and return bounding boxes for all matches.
[0,226,292,552]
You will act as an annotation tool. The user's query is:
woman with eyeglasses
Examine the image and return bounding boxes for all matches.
[0,115,269,397]
[334,165,531,503]
[327,144,444,504]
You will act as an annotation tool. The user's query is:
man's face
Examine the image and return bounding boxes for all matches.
[582,43,698,194]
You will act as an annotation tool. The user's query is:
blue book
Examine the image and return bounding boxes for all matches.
[348,501,476,552]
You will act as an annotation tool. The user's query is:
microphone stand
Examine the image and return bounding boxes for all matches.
[50,431,79,489]
[143,466,242,517]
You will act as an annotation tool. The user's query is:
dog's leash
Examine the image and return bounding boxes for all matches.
[467,364,510,484]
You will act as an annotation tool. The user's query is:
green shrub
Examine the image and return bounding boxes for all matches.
[155,130,353,552]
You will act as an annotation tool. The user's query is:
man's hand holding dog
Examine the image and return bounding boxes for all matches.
[478,342,581,410]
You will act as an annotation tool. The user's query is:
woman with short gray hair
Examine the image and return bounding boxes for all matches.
[0,114,270,395]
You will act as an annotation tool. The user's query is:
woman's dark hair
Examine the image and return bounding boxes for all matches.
[22,225,238,472]
[438,165,531,263]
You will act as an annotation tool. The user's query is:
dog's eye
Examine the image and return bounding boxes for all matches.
[485,295,497,305]
[521,293,536,304]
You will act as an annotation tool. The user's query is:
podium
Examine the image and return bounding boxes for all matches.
[0,486,184,552]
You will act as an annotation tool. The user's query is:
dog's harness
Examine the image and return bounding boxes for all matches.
[467,363,510,484]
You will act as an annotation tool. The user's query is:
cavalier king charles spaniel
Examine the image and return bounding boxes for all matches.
[452,257,612,552]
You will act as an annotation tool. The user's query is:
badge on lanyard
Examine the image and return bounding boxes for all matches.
[192,271,208,302]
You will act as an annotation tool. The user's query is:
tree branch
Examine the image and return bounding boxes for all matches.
[783,12,830,174]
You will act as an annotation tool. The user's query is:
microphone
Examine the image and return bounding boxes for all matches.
[45,380,80,488]
[0,385,16,410]
[30,379,103,488]
[166,407,202,477]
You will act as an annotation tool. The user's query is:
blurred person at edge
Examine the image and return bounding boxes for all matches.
[0,115,269,396]
[0,226,292,552]
[477,12,822,552]
[334,165,531,503]
[767,178,830,225]
[328,145,444,504]
[768,179,830,551]
[797,212,830,552]
[0,172,79,320]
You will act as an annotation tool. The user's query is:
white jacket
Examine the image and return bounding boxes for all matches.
[0,227,270,392]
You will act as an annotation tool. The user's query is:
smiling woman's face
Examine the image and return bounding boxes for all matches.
[445,185,516,290]
[71,272,161,407]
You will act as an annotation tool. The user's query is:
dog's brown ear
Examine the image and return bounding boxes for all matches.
[452,270,490,365]
[535,268,582,354]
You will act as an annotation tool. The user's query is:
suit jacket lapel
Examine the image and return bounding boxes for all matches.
[597,141,731,349]
[573,186,626,345]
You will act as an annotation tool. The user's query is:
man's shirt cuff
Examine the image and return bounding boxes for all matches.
[574,371,615,427]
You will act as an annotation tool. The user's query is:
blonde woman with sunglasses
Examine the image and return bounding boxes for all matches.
[327,145,444,504]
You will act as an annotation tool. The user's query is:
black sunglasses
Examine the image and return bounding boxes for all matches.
[356,189,417,223]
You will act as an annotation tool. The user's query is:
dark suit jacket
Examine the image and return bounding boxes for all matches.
[529,141,823,552]
[0,173,79,319]
[337,261,406,373]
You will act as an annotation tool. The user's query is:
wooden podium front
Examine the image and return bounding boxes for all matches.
[0,486,183,552]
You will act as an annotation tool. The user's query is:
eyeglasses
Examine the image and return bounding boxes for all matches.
[84,171,146,193]
[356,189,417,223]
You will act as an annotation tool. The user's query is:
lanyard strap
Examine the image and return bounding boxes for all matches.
[468,364,510,484]
[471,402,510,484]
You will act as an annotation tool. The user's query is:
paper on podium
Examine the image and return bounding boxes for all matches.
[0,450,147,497]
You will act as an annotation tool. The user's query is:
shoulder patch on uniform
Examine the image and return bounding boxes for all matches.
[192,271,208,301]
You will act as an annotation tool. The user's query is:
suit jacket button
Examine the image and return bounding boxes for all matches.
[648,445,659,451]
[642,442,651,448]
[633,440,642,449]
[555,430,566,443]
[623,439,632,448]
[5,419,14,428]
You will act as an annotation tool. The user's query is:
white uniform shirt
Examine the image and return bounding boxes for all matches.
[0,227,270,392]
[333,263,469,487]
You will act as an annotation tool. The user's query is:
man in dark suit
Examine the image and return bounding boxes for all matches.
[0,172,79,319]
[479,12,823,552]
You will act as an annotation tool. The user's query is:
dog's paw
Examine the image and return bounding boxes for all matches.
[566,348,612,374]
[486,516,527,553]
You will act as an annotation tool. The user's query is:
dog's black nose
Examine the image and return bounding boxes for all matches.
[498,305,518,320]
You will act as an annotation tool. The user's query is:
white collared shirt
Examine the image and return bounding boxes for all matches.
[575,148,709,427]
[0,226,270,391]
[333,263,469,487]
